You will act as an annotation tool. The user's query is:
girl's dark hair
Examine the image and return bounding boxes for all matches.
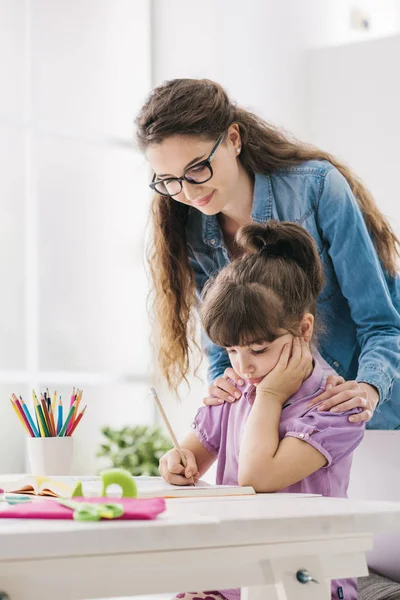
[136,78,399,393]
[201,221,324,348]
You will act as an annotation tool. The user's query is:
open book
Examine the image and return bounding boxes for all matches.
[2,475,77,497]
[2,475,255,499]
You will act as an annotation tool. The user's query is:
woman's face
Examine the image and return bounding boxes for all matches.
[145,126,242,215]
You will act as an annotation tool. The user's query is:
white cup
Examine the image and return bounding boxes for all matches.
[27,436,74,476]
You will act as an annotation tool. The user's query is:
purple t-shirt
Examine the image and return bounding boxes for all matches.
[193,359,365,600]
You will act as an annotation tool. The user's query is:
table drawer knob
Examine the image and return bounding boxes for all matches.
[296,568,319,584]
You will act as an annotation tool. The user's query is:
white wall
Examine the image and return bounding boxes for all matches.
[307,34,400,236]
[152,0,333,140]
[0,0,153,475]
[308,0,400,46]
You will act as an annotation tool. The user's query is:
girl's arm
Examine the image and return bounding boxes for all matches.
[238,394,326,492]
[239,338,364,492]
[159,432,217,486]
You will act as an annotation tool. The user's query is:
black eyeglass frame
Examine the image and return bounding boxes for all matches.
[149,133,225,197]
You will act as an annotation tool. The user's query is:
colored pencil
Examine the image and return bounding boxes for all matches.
[57,395,63,436]
[10,399,30,435]
[47,392,56,437]
[32,390,43,436]
[34,395,50,437]
[68,388,82,434]
[52,390,57,415]
[58,401,77,437]
[68,405,87,436]
[41,394,55,437]
[19,397,40,438]
[14,399,35,437]
[11,387,86,437]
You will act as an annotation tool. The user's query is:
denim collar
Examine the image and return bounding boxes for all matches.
[201,173,273,248]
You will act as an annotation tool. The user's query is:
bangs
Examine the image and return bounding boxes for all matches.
[202,284,284,349]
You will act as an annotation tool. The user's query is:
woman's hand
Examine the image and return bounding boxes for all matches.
[159,448,200,485]
[203,367,244,406]
[257,337,313,404]
[307,380,379,422]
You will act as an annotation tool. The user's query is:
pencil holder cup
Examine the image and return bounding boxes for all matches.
[27,436,74,476]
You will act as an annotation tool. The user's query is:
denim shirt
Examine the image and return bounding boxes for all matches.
[186,160,400,409]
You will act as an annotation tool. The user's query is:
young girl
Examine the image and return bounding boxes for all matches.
[137,78,400,429]
[159,221,365,600]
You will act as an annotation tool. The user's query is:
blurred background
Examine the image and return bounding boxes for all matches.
[1,0,400,475]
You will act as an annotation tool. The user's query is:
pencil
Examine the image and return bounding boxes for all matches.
[41,394,55,436]
[34,395,50,437]
[18,397,40,438]
[10,399,31,436]
[68,405,86,436]
[68,388,81,434]
[69,387,76,408]
[57,395,63,436]
[52,390,57,416]
[32,390,44,436]
[59,401,77,436]
[47,392,56,436]
[150,387,195,485]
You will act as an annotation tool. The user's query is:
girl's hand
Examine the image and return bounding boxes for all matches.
[159,448,200,485]
[307,380,379,422]
[257,337,313,404]
[203,367,244,406]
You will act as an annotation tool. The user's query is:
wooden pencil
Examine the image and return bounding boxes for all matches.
[57,395,63,436]
[59,401,77,437]
[41,394,55,436]
[150,387,195,485]
[34,395,50,437]
[10,399,31,436]
[68,405,86,436]
[18,397,40,438]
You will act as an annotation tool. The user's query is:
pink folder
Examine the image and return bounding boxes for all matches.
[0,496,166,520]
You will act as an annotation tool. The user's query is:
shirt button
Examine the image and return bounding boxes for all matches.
[191,422,196,429]
[333,361,340,368]
[298,433,305,439]
[210,239,216,245]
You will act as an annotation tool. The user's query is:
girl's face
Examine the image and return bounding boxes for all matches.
[145,126,242,216]
[227,333,294,386]
[226,315,314,385]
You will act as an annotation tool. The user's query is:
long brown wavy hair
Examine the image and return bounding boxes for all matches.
[136,78,399,393]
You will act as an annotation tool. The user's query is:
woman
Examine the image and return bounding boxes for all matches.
[136,78,400,429]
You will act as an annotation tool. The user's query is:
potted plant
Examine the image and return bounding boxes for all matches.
[97,424,172,476]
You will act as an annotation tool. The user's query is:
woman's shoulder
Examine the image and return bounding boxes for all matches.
[272,158,336,180]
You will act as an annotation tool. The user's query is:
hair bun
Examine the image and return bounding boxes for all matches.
[235,220,324,298]
[260,240,293,259]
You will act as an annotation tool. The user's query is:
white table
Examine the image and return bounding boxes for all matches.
[1,494,400,600]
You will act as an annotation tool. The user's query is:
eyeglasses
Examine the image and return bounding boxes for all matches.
[150,133,225,197]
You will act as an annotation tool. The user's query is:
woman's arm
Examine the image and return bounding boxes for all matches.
[317,167,400,406]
